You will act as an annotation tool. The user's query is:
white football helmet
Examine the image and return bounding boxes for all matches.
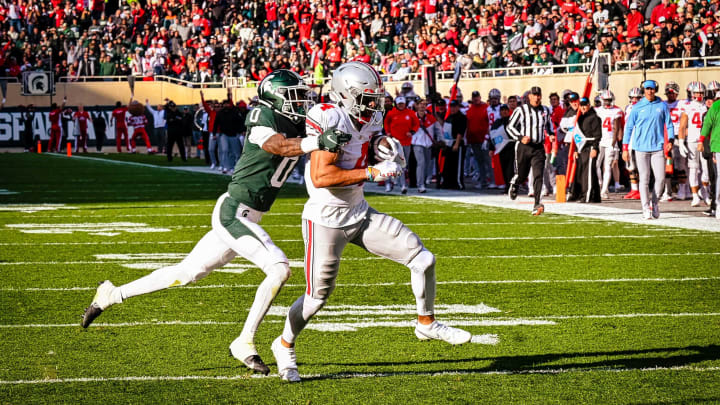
[687,81,706,101]
[628,87,642,99]
[329,62,385,126]
[707,80,720,99]
[600,90,614,106]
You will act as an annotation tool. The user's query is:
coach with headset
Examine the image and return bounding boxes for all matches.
[622,79,675,220]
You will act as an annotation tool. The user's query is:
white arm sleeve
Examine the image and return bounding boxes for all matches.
[247,126,278,148]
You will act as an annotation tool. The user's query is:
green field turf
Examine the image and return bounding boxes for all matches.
[1,153,719,404]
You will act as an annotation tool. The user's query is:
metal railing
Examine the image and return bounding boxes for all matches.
[613,55,720,70]
[57,74,225,88]
[51,56,719,89]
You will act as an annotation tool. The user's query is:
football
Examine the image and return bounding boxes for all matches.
[128,100,144,116]
[369,135,391,164]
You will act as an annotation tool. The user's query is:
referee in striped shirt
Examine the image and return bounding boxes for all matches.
[507,86,556,215]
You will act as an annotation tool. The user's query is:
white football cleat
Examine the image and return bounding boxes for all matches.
[415,320,472,345]
[660,192,673,202]
[229,338,270,375]
[601,192,609,200]
[691,195,701,207]
[271,337,301,382]
[81,280,121,328]
[642,209,653,220]
[385,182,393,192]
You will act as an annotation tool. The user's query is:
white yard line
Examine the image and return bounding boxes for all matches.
[1,252,719,266]
[0,241,195,246]
[3,276,720,292]
[0,233,698,246]
[2,312,718,329]
[0,365,718,385]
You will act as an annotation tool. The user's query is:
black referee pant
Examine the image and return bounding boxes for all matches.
[511,142,545,206]
[498,141,516,191]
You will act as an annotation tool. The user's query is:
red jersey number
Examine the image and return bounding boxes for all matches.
[691,112,703,129]
[670,108,680,123]
[354,143,369,169]
[602,117,613,132]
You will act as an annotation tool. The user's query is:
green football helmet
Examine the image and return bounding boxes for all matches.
[257,70,313,123]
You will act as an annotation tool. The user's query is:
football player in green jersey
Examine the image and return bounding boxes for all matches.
[81,70,351,375]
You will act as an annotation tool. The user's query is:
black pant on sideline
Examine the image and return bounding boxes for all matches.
[511,142,545,206]
[439,145,465,190]
[572,148,601,202]
[498,141,516,191]
[166,130,187,162]
[202,131,211,163]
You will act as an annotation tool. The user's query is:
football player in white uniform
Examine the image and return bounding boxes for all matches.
[623,87,643,200]
[595,90,624,199]
[270,62,472,383]
[678,81,710,206]
[487,88,502,126]
[664,82,689,200]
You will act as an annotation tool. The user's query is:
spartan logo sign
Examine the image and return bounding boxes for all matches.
[22,72,53,96]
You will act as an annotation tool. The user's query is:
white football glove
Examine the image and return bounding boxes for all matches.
[678,137,690,158]
[367,160,403,182]
[377,136,407,168]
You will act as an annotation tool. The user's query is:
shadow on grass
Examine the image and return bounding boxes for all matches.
[300,345,720,381]
[0,153,308,204]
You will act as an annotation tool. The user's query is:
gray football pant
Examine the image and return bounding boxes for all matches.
[635,150,666,211]
[281,207,436,344]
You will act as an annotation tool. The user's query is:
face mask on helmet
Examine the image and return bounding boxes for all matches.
[694,92,704,102]
[355,89,385,124]
[273,84,314,122]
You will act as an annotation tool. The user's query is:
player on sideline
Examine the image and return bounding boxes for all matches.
[678,81,709,207]
[270,62,472,383]
[81,70,351,375]
[594,90,624,199]
[664,82,688,200]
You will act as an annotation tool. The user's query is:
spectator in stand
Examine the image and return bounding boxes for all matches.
[383,96,419,194]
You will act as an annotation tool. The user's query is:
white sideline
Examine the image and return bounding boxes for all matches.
[0,365,718,385]
[391,189,720,232]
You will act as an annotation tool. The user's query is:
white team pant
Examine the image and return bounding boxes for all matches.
[597,145,618,192]
[687,141,709,187]
[281,207,436,344]
[118,193,290,343]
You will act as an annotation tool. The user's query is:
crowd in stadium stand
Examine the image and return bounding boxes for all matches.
[1,0,719,83]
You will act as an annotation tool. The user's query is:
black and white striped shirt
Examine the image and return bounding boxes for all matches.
[507,104,555,144]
